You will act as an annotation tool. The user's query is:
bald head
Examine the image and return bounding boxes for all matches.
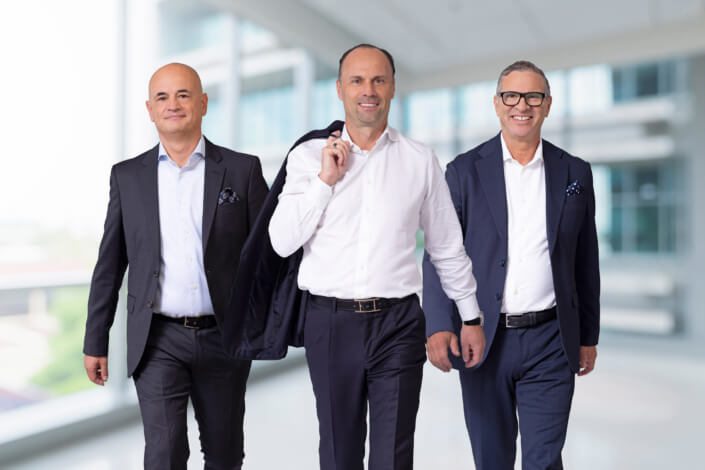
[146,63,208,142]
[148,63,203,98]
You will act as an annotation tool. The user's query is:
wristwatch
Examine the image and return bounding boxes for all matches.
[463,315,483,326]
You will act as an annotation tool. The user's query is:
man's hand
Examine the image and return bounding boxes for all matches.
[318,134,351,186]
[84,354,109,386]
[460,324,485,368]
[578,345,597,376]
[426,331,460,372]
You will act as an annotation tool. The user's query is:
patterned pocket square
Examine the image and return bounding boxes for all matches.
[218,187,240,205]
[566,180,582,196]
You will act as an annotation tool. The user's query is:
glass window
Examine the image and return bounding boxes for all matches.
[239,87,296,148]
[595,162,679,254]
[405,88,454,137]
[0,0,119,413]
[158,2,226,56]
[457,81,496,128]
[312,79,342,129]
[612,60,679,102]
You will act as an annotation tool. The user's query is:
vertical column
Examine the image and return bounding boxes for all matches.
[294,50,315,137]
[680,55,705,347]
[222,14,241,149]
[108,0,130,400]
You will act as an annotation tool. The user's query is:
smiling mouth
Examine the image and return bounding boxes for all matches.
[511,116,531,121]
[359,103,379,110]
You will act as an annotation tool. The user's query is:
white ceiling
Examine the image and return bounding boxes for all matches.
[205,0,705,92]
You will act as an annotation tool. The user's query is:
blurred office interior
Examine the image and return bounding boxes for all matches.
[1,0,704,468]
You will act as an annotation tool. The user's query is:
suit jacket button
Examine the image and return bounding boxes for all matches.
[499,259,506,267]
[147,300,153,308]
[495,293,502,301]
[153,271,159,278]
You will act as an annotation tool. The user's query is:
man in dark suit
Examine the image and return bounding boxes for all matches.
[82,63,268,470]
[423,60,600,470]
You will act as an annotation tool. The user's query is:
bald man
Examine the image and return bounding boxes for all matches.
[83,63,268,469]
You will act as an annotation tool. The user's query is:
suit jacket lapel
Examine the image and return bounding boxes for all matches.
[475,134,508,240]
[543,140,568,253]
[202,138,225,250]
[138,145,161,252]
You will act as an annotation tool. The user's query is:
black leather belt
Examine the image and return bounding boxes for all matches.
[499,307,556,328]
[310,294,416,313]
[154,313,217,329]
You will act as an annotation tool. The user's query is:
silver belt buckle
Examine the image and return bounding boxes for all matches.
[183,317,199,329]
[354,298,381,313]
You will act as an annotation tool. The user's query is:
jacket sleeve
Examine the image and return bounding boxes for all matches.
[247,156,269,231]
[268,145,332,257]
[422,162,467,336]
[83,166,128,357]
[575,164,600,346]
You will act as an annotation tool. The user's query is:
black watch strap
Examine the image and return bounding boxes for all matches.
[463,317,482,326]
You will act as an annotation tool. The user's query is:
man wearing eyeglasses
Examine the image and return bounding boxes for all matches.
[423,60,600,470]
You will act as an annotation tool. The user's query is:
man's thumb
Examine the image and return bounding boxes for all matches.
[449,334,461,357]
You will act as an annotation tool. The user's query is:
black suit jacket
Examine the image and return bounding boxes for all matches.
[222,121,344,360]
[423,134,600,373]
[83,138,268,376]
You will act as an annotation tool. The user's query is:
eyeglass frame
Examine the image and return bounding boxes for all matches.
[497,91,547,107]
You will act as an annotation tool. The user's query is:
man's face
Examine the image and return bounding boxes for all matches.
[146,64,207,138]
[336,47,395,131]
[494,70,551,143]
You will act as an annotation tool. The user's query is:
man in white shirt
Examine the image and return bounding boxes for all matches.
[423,61,600,470]
[269,44,485,470]
[83,63,268,469]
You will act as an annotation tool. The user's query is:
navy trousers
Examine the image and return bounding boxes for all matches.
[133,317,251,470]
[459,319,575,470]
[304,294,427,470]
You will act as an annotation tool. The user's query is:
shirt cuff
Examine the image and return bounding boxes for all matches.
[305,174,333,210]
[455,295,482,322]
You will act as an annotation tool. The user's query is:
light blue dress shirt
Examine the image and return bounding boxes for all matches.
[155,136,214,317]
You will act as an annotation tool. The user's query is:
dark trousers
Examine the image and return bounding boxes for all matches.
[304,294,427,470]
[459,319,575,470]
[133,318,251,470]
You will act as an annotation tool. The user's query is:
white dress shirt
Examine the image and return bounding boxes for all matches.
[269,125,480,321]
[155,136,215,317]
[500,134,556,315]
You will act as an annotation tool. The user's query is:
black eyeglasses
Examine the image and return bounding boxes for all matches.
[497,91,546,107]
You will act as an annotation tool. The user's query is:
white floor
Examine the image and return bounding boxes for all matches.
[10,346,705,469]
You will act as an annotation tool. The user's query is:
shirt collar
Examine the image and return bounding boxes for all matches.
[158,135,206,162]
[341,124,398,153]
[500,132,544,166]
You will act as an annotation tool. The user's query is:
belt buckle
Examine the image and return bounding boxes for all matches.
[504,314,518,328]
[183,317,200,329]
[354,298,381,313]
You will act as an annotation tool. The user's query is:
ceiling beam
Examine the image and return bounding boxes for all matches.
[405,15,705,93]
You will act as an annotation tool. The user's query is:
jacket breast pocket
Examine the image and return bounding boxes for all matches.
[215,200,247,231]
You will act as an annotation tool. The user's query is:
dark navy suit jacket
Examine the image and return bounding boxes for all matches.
[422,134,600,373]
[222,121,345,360]
[83,138,268,376]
